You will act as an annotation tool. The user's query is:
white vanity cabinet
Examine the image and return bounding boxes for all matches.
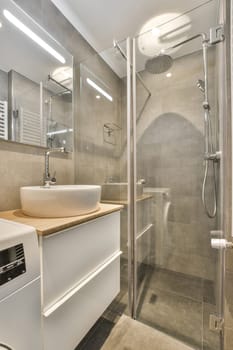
[39,211,121,350]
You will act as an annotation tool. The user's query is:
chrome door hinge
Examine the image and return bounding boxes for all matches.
[209,314,224,332]
[210,231,233,250]
[209,25,225,45]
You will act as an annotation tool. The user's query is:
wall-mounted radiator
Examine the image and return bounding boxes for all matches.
[20,107,46,147]
[0,100,8,140]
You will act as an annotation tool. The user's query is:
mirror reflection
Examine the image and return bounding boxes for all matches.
[0,0,73,150]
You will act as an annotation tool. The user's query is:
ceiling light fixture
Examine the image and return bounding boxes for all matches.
[166,72,172,78]
[3,9,66,64]
[138,12,191,57]
[96,95,101,99]
[86,78,113,102]
[151,27,160,36]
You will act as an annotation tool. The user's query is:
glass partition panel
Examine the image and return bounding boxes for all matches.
[132,2,223,349]
[77,39,131,322]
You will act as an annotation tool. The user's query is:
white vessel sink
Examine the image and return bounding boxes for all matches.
[20,185,101,218]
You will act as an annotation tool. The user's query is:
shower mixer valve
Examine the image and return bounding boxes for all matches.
[202,101,210,110]
[204,151,221,162]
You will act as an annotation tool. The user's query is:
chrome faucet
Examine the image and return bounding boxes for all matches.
[44,147,65,186]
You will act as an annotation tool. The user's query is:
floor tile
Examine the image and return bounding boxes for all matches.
[101,315,195,350]
[136,287,202,348]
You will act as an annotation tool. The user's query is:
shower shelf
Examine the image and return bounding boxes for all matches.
[103,123,121,145]
[101,194,152,205]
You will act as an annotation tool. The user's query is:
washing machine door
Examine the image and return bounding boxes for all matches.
[0,345,13,350]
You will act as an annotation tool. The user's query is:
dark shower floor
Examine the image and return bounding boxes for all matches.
[76,314,195,350]
[75,263,220,350]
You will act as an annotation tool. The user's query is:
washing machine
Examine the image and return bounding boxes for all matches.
[0,219,42,350]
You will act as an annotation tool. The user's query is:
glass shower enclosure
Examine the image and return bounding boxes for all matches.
[77,1,229,349]
[126,2,226,350]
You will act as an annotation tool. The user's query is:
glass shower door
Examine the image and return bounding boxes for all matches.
[130,5,224,348]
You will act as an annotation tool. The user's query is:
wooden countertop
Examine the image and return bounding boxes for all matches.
[0,203,123,236]
[101,194,153,205]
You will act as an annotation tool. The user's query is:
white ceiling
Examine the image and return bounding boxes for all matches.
[51,0,219,77]
[51,0,219,53]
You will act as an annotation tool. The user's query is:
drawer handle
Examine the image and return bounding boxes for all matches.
[43,251,122,317]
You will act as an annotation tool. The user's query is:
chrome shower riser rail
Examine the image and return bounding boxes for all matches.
[163,31,219,218]
[201,37,218,218]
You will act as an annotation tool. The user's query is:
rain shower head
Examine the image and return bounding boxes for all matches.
[197,79,205,93]
[145,54,173,74]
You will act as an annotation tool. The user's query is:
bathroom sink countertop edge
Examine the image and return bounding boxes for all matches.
[0,203,123,236]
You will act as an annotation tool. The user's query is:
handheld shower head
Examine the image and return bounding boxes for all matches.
[197,79,205,93]
[145,54,173,74]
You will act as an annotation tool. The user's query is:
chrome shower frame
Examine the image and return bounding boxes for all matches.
[113,40,151,98]
[125,2,229,347]
[130,25,226,322]
[113,40,151,122]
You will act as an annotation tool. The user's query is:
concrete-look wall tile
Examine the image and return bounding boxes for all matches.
[41,0,95,62]
[75,53,122,186]
[225,271,233,304]
[225,271,233,330]
[13,0,43,23]
[225,299,233,330]
[226,250,233,272]
[15,0,95,63]
[134,49,218,280]
[224,327,233,350]
[0,142,74,210]
[0,69,8,101]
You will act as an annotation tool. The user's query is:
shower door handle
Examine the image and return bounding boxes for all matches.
[211,238,233,249]
[137,178,146,184]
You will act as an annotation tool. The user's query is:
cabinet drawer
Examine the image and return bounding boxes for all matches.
[43,255,120,350]
[42,211,120,308]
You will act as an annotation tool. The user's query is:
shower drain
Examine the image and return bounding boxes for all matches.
[149,293,158,304]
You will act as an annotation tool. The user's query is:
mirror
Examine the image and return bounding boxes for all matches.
[0,0,73,151]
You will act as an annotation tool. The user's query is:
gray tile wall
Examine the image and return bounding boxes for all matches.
[0,69,8,101]
[225,250,233,348]
[136,49,217,281]
[75,51,123,185]
[133,48,223,350]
